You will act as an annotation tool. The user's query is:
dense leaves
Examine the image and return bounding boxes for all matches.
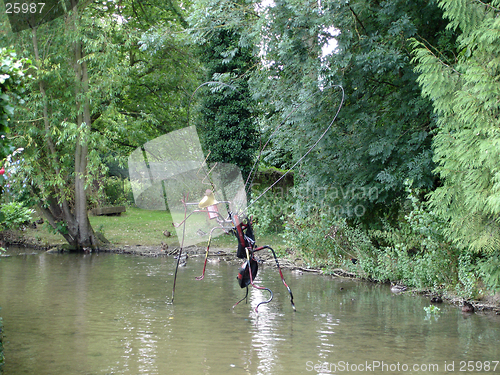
[190,0,259,180]
[251,0,451,227]
[413,0,500,254]
[0,48,32,161]
[413,0,500,291]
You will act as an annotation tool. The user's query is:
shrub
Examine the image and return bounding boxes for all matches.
[479,253,500,293]
[284,212,375,269]
[0,201,34,230]
[247,187,294,234]
[363,182,459,288]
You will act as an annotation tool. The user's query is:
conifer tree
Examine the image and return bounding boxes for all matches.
[412,0,500,254]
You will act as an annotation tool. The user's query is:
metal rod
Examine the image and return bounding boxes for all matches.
[232,286,249,309]
[245,247,273,313]
[196,226,232,280]
[171,193,188,303]
[256,245,296,311]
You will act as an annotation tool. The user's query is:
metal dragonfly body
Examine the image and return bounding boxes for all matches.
[171,187,295,313]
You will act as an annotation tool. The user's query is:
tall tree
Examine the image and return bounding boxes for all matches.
[253,0,452,224]
[412,0,500,254]
[1,0,198,248]
[18,0,102,248]
[189,0,259,181]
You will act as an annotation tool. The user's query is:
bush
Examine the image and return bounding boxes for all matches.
[284,212,375,269]
[362,182,459,288]
[479,253,500,293]
[95,176,134,207]
[265,179,496,296]
[0,201,34,230]
[247,187,294,234]
[283,181,464,291]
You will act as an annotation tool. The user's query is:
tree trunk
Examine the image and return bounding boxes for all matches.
[29,3,100,249]
[31,26,79,247]
[71,0,97,249]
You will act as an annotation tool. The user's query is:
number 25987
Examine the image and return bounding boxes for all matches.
[5,2,45,14]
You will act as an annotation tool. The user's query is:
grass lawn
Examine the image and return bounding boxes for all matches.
[89,206,284,249]
[19,206,285,250]
[19,207,173,247]
[89,207,175,246]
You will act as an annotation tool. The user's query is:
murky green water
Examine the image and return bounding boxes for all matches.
[1,248,499,375]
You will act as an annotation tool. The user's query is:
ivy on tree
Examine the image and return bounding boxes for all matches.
[191,0,259,181]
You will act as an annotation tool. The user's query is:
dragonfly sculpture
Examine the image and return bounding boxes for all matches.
[128,83,344,312]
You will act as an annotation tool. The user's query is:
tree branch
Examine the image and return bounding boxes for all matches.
[473,0,500,12]
[348,5,367,35]
[91,125,138,149]
[367,77,401,88]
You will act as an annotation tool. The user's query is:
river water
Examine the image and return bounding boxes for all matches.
[0,248,499,374]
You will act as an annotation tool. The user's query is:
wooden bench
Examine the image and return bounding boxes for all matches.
[92,206,126,216]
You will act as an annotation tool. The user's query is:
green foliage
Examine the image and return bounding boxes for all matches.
[190,0,259,179]
[285,212,374,268]
[362,182,458,288]
[252,0,450,227]
[101,177,134,206]
[479,254,500,293]
[0,201,34,230]
[188,0,259,47]
[44,220,69,236]
[284,180,463,290]
[456,251,480,298]
[412,0,500,254]
[247,187,294,234]
[0,47,32,161]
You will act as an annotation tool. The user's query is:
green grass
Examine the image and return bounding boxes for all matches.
[21,221,67,246]
[19,206,285,250]
[89,207,174,246]
[20,207,173,247]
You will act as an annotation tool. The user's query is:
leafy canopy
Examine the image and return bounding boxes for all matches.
[0,48,32,161]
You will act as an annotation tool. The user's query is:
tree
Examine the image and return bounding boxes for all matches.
[14,0,101,248]
[2,0,198,248]
[252,0,452,226]
[412,0,500,254]
[189,0,259,181]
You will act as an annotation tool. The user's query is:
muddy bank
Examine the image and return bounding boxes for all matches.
[0,230,49,250]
